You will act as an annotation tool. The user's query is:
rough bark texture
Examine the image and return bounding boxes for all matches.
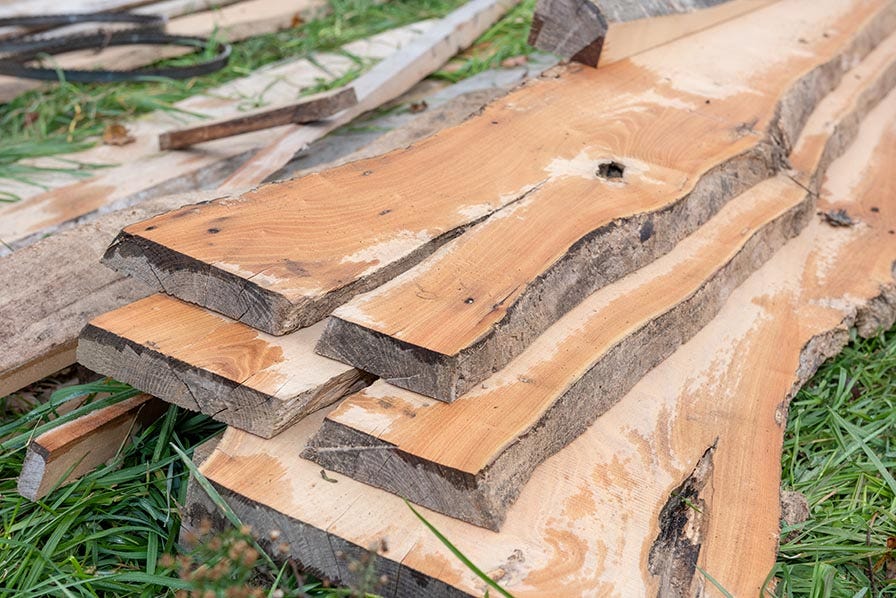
[304,189,813,529]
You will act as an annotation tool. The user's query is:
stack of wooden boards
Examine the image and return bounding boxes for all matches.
[51,0,896,594]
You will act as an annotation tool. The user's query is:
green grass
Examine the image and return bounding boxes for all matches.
[0,0,536,197]
[773,329,896,596]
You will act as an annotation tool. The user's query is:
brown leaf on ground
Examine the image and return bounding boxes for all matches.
[501,55,529,68]
[102,123,135,146]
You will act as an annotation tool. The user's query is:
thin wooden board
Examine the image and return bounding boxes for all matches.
[0,21,433,252]
[78,295,372,438]
[528,0,774,67]
[17,394,165,501]
[158,87,359,150]
[314,11,896,402]
[104,0,896,337]
[198,86,896,597]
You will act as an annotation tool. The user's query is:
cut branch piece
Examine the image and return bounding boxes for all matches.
[528,0,774,67]
[158,87,359,150]
[196,85,896,597]
[305,172,814,529]
[77,295,373,438]
[103,0,896,336]
[316,20,896,403]
[17,394,165,501]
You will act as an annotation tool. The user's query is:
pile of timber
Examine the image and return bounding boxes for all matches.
[13,0,896,595]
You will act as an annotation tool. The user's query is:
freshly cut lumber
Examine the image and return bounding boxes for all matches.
[78,295,373,438]
[17,394,165,501]
[1,58,523,399]
[158,87,359,150]
[195,87,896,597]
[215,0,520,191]
[0,21,433,252]
[0,0,329,103]
[528,0,774,67]
[306,172,814,529]
[0,189,229,399]
[105,0,896,337]
[316,11,896,402]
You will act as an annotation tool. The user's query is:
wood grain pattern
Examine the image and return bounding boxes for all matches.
[306,174,812,529]
[104,0,896,337]
[158,87,358,150]
[528,0,774,67]
[17,394,165,501]
[316,5,896,402]
[78,295,372,438]
[197,86,896,597]
[1,58,516,399]
[0,21,432,253]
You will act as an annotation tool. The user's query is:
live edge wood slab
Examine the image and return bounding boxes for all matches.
[77,295,372,438]
[103,0,896,338]
[304,29,896,528]
[195,88,896,597]
[315,3,896,402]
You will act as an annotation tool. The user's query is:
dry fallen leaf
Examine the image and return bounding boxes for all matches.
[102,123,135,146]
[501,55,529,68]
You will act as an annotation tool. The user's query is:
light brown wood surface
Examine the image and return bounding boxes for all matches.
[105,0,896,337]
[17,394,165,501]
[198,86,896,597]
[316,3,896,402]
[78,295,372,437]
[2,55,519,400]
[306,41,891,524]
[0,21,431,252]
[308,171,813,529]
[528,0,774,67]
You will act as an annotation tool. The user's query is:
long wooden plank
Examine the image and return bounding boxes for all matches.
[304,177,811,529]
[197,87,896,597]
[305,27,896,526]
[104,0,896,338]
[78,296,372,438]
[528,0,774,67]
[0,0,328,103]
[1,58,529,399]
[316,24,896,402]
[158,87,359,150]
[215,0,520,191]
[0,21,432,253]
[17,394,165,501]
